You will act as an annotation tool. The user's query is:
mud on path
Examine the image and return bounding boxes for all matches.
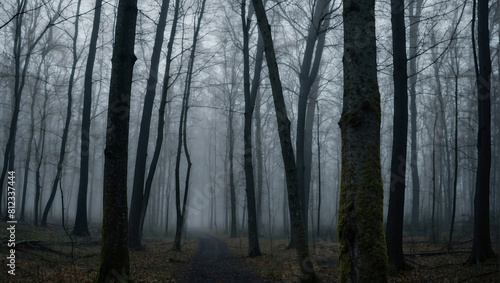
[175,230,272,282]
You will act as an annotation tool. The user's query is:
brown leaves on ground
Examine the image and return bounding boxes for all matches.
[219,234,499,282]
[0,221,197,282]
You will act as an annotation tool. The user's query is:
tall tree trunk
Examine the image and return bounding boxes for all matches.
[316,103,321,237]
[409,0,423,227]
[283,171,289,236]
[251,0,318,281]
[467,0,495,265]
[95,0,138,280]
[73,0,103,237]
[41,0,82,226]
[255,90,264,231]
[228,94,237,238]
[431,116,438,242]
[292,0,330,248]
[222,38,238,238]
[129,0,170,249]
[430,32,453,226]
[386,0,409,272]
[449,41,460,244]
[338,0,389,282]
[34,113,47,226]
[304,75,321,233]
[0,0,25,214]
[0,0,55,214]
[254,37,265,235]
[20,49,45,222]
[242,0,262,257]
[173,0,207,251]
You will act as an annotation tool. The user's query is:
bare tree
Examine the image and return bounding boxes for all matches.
[294,0,331,247]
[96,0,138,280]
[467,0,495,265]
[241,0,261,257]
[129,0,170,249]
[0,0,59,215]
[41,0,82,226]
[19,42,47,222]
[251,0,318,281]
[386,0,409,272]
[173,0,207,252]
[408,0,423,228]
[72,0,103,237]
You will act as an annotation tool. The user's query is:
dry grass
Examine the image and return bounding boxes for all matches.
[0,221,197,282]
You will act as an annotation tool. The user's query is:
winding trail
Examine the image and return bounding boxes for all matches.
[175,230,271,282]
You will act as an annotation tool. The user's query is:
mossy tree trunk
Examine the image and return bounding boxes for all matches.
[386,0,409,272]
[251,0,318,281]
[96,0,138,281]
[338,0,388,282]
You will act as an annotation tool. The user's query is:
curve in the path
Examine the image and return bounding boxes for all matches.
[176,230,272,283]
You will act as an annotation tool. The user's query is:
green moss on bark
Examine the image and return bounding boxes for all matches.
[357,143,388,281]
[337,145,388,282]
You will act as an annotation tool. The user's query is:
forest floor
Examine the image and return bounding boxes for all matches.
[220,233,500,282]
[175,230,271,282]
[0,221,197,282]
[1,221,499,282]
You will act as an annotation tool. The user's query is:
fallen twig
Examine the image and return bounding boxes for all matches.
[458,270,499,282]
[405,250,470,257]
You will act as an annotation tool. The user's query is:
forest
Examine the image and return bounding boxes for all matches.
[0,0,499,282]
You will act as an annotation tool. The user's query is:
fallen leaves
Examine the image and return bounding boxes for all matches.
[219,234,499,282]
[0,222,198,282]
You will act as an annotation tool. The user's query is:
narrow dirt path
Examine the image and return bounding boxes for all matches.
[175,230,272,282]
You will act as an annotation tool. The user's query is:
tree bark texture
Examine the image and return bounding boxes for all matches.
[338,0,388,281]
[96,0,138,281]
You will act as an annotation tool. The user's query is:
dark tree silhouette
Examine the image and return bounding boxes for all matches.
[41,0,81,227]
[129,0,170,249]
[251,0,318,281]
[73,0,103,237]
[467,0,495,265]
[241,0,261,258]
[386,0,409,272]
[96,0,138,281]
[173,0,207,252]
